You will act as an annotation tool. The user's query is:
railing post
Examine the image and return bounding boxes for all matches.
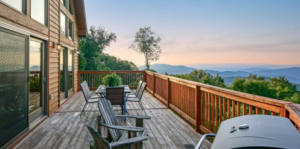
[77,71,81,91]
[143,71,147,83]
[153,74,156,96]
[195,86,202,132]
[167,78,170,108]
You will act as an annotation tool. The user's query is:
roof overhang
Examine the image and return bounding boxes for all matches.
[74,0,87,37]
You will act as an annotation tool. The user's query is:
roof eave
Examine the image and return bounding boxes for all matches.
[74,0,87,37]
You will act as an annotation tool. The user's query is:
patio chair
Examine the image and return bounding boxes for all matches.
[96,98,150,148]
[80,81,100,116]
[105,87,126,114]
[126,83,147,115]
[81,81,101,99]
[87,126,147,149]
[126,80,143,98]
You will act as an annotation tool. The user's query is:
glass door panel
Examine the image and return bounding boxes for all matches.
[0,29,28,148]
[60,48,66,103]
[29,39,44,124]
[68,50,73,97]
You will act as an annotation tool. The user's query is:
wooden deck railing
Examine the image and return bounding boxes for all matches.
[144,71,300,133]
[77,70,300,133]
[77,71,145,90]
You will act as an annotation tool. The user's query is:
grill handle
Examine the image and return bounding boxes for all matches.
[195,134,216,149]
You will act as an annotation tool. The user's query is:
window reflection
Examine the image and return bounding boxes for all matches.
[29,40,42,114]
[0,29,28,148]
[68,50,73,96]
[60,49,65,101]
[31,0,46,25]
[60,12,66,37]
[69,0,74,15]
[69,21,74,40]
[1,0,24,13]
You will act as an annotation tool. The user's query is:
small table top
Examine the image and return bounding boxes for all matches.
[95,85,131,94]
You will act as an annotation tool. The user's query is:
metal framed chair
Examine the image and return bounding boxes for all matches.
[126,83,147,115]
[126,80,143,98]
[81,81,101,99]
[80,81,100,116]
[105,87,126,115]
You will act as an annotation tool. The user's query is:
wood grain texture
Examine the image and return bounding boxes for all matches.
[13,91,211,149]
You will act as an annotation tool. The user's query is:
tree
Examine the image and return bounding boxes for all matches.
[129,27,162,70]
[229,75,298,102]
[98,54,138,70]
[79,26,117,70]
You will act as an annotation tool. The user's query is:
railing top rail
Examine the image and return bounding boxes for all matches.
[145,70,289,107]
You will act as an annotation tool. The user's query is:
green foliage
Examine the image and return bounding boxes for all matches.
[79,26,138,71]
[170,70,227,88]
[78,48,86,71]
[230,75,299,103]
[79,26,117,70]
[30,76,40,91]
[129,27,162,70]
[283,93,300,104]
[98,54,138,70]
[102,72,122,87]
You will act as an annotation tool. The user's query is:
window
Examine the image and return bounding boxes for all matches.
[60,0,66,6]
[31,0,46,25]
[69,0,74,15]
[60,12,67,37]
[1,0,25,13]
[68,21,74,40]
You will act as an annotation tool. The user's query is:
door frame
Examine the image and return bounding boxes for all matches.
[28,37,48,125]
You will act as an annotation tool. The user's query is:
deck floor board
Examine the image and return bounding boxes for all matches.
[13,91,210,149]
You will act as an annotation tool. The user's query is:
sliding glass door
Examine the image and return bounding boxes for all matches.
[60,48,74,104]
[0,28,28,148]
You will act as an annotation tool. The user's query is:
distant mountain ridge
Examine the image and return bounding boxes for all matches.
[139,64,300,85]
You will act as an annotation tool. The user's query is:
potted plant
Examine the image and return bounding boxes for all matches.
[102,72,122,87]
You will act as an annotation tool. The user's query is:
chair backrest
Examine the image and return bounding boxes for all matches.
[135,80,143,95]
[87,126,111,149]
[98,98,122,142]
[80,81,91,102]
[106,87,124,105]
[137,82,147,101]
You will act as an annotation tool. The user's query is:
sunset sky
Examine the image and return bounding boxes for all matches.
[85,0,300,67]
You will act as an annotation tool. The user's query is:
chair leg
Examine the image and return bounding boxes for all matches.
[80,103,87,117]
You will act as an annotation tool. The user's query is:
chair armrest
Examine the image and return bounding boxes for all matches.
[90,95,100,99]
[115,115,151,119]
[109,136,148,148]
[98,123,144,132]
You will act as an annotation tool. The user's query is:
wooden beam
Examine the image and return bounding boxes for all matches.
[167,78,170,108]
[153,74,156,96]
[195,86,201,132]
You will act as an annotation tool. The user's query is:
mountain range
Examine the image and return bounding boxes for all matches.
[139,64,300,89]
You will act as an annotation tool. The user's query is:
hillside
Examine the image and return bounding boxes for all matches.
[139,64,195,74]
[297,84,300,91]
[139,64,300,85]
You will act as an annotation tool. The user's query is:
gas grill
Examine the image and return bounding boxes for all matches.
[196,115,300,149]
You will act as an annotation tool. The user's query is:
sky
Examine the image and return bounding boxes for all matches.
[84,0,300,67]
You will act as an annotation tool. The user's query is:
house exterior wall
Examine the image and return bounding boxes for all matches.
[0,0,80,116]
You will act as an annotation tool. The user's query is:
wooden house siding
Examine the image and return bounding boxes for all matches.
[0,0,81,116]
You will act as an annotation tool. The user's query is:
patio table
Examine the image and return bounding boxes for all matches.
[95,85,131,115]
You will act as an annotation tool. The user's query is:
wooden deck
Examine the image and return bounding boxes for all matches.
[13,91,211,149]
